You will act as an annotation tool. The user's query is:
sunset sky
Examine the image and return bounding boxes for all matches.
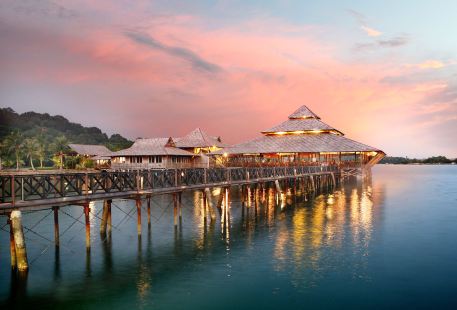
[1,0,456,158]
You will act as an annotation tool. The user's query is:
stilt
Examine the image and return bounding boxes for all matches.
[9,217,17,269]
[331,172,336,187]
[147,196,151,228]
[136,198,142,236]
[10,210,28,271]
[100,200,109,234]
[173,193,178,228]
[202,191,208,224]
[275,180,282,194]
[178,192,182,221]
[216,189,224,216]
[107,202,112,234]
[53,206,60,247]
[204,188,217,221]
[310,175,315,191]
[84,203,91,251]
[225,188,231,228]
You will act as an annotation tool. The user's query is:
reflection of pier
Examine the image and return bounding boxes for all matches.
[0,165,338,274]
[1,175,381,306]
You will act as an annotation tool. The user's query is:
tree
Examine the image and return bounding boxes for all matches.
[36,127,47,168]
[3,131,24,170]
[0,141,5,170]
[51,135,69,169]
[23,138,39,170]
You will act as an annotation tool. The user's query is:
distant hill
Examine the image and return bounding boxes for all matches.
[0,107,132,151]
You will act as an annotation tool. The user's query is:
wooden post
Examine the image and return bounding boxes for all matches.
[100,200,109,234]
[225,188,231,228]
[204,188,216,221]
[136,198,142,236]
[310,175,315,191]
[275,180,282,193]
[10,210,28,271]
[53,206,60,247]
[173,193,178,228]
[107,201,112,234]
[203,191,207,224]
[216,189,224,216]
[331,172,336,187]
[178,192,182,220]
[147,196,151,228]
[84,203,91,251]
[9,217,17,269]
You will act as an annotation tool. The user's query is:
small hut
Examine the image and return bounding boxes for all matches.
[68,144,112,167]
[211,105,385,168]
[110,137,196,170]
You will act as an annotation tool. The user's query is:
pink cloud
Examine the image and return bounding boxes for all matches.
[1,1,456,157]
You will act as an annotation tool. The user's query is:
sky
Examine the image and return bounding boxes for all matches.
[0,0,456,158]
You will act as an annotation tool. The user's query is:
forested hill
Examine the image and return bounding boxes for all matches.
[0,107,132,151]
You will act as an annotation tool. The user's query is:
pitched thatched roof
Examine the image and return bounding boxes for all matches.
[262,104,343,135]
[213,134,381,155]
[288,105,320,119]
[175,128,226,148]
[262,118,343,135]
[69,144,112,156]
[211,105,382,155]
[112,137,195,157]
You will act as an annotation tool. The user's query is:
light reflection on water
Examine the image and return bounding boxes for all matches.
[1,165,457,309]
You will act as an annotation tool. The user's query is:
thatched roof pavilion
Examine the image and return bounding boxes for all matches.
[110,137,197,169]
[212,105,385,167]
[175,128,226,154]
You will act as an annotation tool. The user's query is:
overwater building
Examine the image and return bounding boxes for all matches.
[211,105,385,168]
[110,128,226,169]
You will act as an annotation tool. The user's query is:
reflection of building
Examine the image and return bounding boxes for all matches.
[68,144,112,167]
[211,105,385,168]
[110,128,226,169]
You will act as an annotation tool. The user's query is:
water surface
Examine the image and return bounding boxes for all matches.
[1,165,456,309]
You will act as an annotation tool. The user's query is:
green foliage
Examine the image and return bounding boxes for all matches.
[3,130,24,169]
[0,107,133,169]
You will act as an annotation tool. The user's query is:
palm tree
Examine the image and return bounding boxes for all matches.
[3,131,24,170]
[51,135,69,169]
[36,128,47,168]
[23,138,39,170]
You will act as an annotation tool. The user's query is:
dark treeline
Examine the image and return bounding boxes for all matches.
[380,156,457,164]
[0,107,133,170]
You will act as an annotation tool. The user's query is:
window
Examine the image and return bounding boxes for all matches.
[148,156,162,163]
[130,156,142,163]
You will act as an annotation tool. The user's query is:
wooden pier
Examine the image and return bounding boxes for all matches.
[0,165,339,272]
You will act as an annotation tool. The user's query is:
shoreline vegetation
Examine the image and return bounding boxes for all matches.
[379,156,457,165]
[0,107,456,170]
[0,107,132,170]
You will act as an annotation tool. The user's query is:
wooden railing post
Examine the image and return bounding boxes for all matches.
[11,175,15,207]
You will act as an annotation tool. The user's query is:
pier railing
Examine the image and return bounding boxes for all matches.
[0,165,337,206]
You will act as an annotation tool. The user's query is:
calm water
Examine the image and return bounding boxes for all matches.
[1,165,457,309]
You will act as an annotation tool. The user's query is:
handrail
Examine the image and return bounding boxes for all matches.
[0,165,339,205]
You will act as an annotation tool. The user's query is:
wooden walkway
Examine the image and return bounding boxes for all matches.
[0,165,338,211]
